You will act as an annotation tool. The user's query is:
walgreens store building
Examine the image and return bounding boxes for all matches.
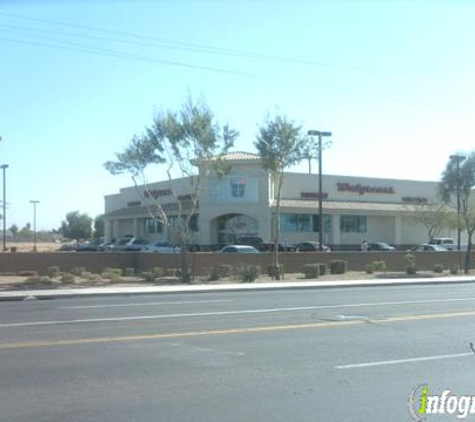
[103,152,456,250]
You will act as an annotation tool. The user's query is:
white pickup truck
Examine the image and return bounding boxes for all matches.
[429,238,466,250]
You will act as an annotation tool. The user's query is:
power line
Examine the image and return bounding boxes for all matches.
[0,11,367,71]
[0,35,267,78]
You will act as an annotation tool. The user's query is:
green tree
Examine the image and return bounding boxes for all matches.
[93,215,105,239]
[254,115,306,280]
[440,152,475,274]
[19,222,32,240]
[60,211,93,243]
[105,96,238,282]
[9,224,19,240]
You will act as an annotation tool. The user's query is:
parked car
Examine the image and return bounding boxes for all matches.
[407,244,448,252]
[58,243,77,252]
[367,242,395,251]
[295,241,331,252]
[144,242,181,253]
[218,245,260,253]
[76,239,106,252]
[107,237,150,251]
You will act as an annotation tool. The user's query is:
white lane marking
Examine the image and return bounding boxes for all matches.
[58,299,232,309]
[3,296,475,329]
[336,352,474,369]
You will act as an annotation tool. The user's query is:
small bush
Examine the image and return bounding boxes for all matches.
[329,260,347,275]
[82,272,103,282]
[25,275,52,284]
[406,265,417,275]
[240,265,260,283]
[70,267,86,276]
[124,267,135,277]
[141,272,156,282]
[267,264,284,279]
[17,271,38,277]
[433,264,444,274]
[318,263,327,276]
[152,267,164,278]
[46,266,61,278]
[303,264,320,279]
[372,260,387,272]
[164,268,179,277]
[208,264,235,281]
[102,267,123,277]
[61,273,76,284]
[103,272,121,282]
[450,264,460,275]
[365,264,374,274]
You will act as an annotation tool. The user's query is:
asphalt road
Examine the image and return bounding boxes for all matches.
[2,284,475,421]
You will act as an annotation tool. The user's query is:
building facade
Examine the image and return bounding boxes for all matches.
[103,152,457,250]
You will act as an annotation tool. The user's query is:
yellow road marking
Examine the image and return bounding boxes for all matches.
[2,309,475,350]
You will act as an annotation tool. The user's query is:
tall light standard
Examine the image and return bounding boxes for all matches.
[450,154,466,251]
[307,130,332,251]
[30,200,40,252]
[1,164,8,252]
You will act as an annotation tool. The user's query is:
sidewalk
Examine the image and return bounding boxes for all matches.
[2,275,475,301]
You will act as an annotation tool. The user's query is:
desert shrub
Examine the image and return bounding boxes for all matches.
[404,254,416,275]
[209,264,235,281]
[25,275,52,284]
[152,267,164,278]
[240,265,260,283]
[70,267,86,276]
[103,272,121,282]
[208,267,221,281]
[124,267,135,277]
[47,266,61,278]
[303,264,320,279]
[102,267,123,277]
[164,267,179,277]
[141,272,156,282]
[450,264,460,275]
[365,264,374,274]
[17,271,38,277]
[82,272,103,282]
[267,264,284,279]
[318,263,327,276]
[372,260,387,272]
[329,260,347,275]
[433,264,444,274]
[60,273,76,284]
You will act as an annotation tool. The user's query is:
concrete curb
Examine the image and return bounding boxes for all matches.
[2,276,475,301]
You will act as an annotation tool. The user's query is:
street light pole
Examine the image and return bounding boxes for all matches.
[308,130,332,251]
[1,164,8,252]
[450,154,465,251]
[30,200,40,252]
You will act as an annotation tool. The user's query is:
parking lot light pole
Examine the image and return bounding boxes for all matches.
[1,164,8,252]
[30,200,40,252]
[307,130,332,251]
[450,154,466,251]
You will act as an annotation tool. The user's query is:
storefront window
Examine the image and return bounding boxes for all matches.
[144,218,163,234]
[340,215,367,233]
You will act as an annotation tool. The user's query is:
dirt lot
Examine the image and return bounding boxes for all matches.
[7,242,62,253]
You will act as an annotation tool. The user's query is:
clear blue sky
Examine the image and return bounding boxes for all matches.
[1,0,474,230]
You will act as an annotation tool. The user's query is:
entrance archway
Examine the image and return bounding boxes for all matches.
[213,214,259,244]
